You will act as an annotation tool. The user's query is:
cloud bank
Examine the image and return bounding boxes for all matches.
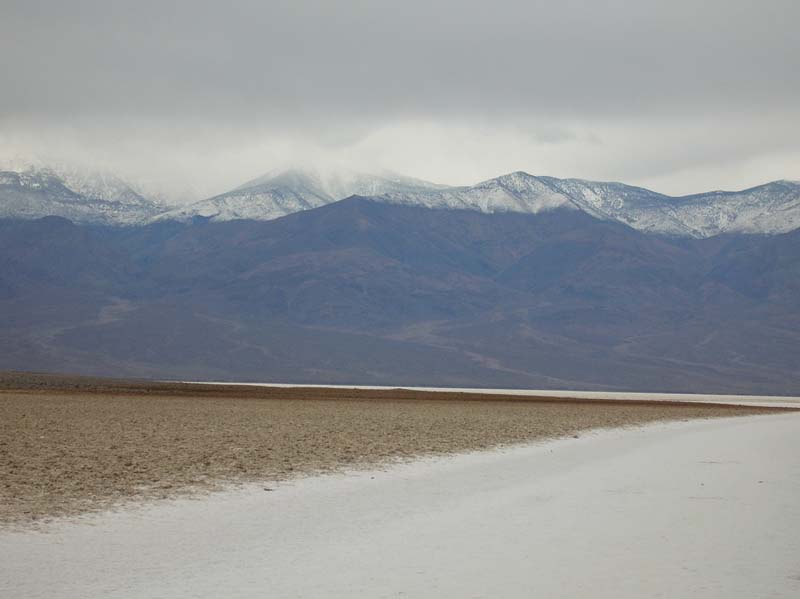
[1,0,798,200]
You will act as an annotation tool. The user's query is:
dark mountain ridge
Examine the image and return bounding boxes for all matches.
[1,197,798,393]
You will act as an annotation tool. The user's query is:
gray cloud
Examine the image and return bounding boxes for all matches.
[1,0,798,199]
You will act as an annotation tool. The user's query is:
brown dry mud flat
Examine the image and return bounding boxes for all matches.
[0,372,788,527]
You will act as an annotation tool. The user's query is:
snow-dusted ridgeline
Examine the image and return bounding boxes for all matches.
[378,173,800,238]
[151,168,448,223]
[0,166,164,226]
[542,177,800,237]
[1,162,798,236]
[156,168,800,238]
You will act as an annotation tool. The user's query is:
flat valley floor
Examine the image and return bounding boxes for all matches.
[0,372,786,527]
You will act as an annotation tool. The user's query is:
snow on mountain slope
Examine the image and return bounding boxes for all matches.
[664,180,800,237]
[540,177,697,236]
[537,177,800,237]
[378,171,577,214]
[153,168,447,223]
[235,167,449,196]
[6,159,795,237]
[379,173,800,238]
[54,166,155,208]
[0,166,165,225]
[161,166,799,238]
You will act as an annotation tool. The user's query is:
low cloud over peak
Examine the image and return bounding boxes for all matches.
[1,0,798,200]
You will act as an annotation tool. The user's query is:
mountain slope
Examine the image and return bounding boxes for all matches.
[542,177,800,237]
[153,168,446,223]
[0,167,164,225]
[154,168,800,238]
[379,171,577,214]
[2,199,798,393]
[379,173,800,238]
[664,180,800,237]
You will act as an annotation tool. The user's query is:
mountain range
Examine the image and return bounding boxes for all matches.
[2,164,799,238]
[1,163,798,393]
[0,165,165,225]
[152,168,448,223]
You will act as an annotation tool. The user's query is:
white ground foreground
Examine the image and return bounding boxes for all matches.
[2,412,800,598]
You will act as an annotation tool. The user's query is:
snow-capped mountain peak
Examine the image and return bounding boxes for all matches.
[153,167,448,223]
[3,159,798,237]
[0,164,165,225]
[151,168,800,237]
[377,171,576,215]
[48,166,154,208]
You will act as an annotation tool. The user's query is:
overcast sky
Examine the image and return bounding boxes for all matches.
[1,0,798,201]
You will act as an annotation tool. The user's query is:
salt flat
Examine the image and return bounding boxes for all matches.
[2,413,799,598]
[190,381,800,408]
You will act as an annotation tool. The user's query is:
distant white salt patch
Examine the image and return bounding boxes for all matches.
[180,380,800,408]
